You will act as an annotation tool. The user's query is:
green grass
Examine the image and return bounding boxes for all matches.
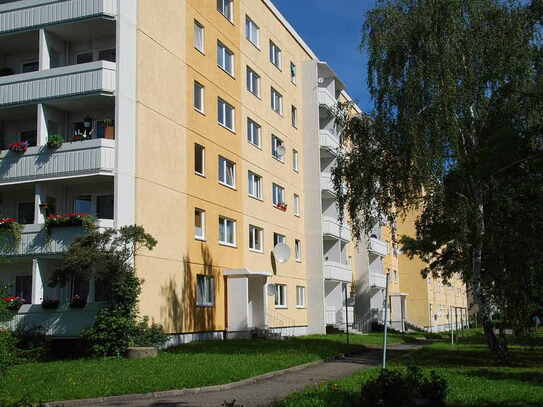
[307,332,413,346]
[280,329,543,407]
[0,336,365,404]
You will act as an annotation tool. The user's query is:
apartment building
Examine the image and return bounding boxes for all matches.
[0,0,368,340]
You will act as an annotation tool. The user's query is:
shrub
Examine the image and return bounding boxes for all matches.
[13,327,50,363]
[0,330,18,378]
[46,135,63,149]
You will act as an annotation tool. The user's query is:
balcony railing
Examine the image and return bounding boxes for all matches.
[369,237,388,257]
[320,129,339,152]
[324,261,352,282]
[322,216,351,241]
[0,0,117,35]
[0,219,113,257]
[321,173,334,196]
[0,138,115,185]
[318,87,337,109]
[370,271,387,290]
[0,61,116,108]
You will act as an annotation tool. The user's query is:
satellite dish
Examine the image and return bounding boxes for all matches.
[273,243,291,264]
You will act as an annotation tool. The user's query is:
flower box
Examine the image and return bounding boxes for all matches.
[41,298,60,310]
[69,295,87,309]
[9,141,29,154]
[44,213,95,235]
[2,296,25,312]
[275,203,288,211]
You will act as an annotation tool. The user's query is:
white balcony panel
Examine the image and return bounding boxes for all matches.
[0,219,113,257]
[0,139,115,185]
[0,61,116,107]
[369,237,388,257]
[370,271,387,289]
[321,173,334,195]
[324,261,352,282]
[322,216,351,241]
[320,129,339,152]
[318,88,336,109]
[0,0,117,34]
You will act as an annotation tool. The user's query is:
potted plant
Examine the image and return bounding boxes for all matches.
[2,296,25,312]
[44,213,95,235]
[46,135,63,149]
[69,295,87,309]
[8,141,30,154]
[41,298,60,310]
[275,202,288,211]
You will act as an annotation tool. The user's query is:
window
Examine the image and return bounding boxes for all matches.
[217,0,233,21]
[195,209,206,240]
[218,98,235,131]
[294,194,300,216]
[96,195,114,219]
[272,183,285,207]
[275,284,287,307]
[249,225,263,252]
[270,41,282,69]
[291,105,298,128]
[22,61,38,73]
[74,195,92,214]
[195,143,205,176]
[248,171,262,199]
[218,156,236,188]
[18,202,34,225]
[245,16,260,47]
[219,216,236,246]
[295,239,302,262]
[197,275,215,306]
[217,41,234,75]
[76,52,93,64]
[290,62,297,83]
[247,118,261,147]
[273,233,285,246]
[271,88,283,114]
[271,135,285,161]
[246,66,260,96]
[98,48,116,63]
[296,286,305,308]
[292,149,299,172]
[194,81,205,113]
[194,20,205,53]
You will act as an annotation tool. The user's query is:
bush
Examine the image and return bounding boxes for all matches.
[358,367,448,407]
[0,330,18,378]
[13,327,50,363]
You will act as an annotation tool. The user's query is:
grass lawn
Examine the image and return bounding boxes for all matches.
[0,333,392,404]
[280,329,543,407]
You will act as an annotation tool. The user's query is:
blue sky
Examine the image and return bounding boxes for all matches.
[273,0,376,113]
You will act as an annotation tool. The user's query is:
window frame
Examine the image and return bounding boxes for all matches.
[275,284,287,308]
[247,117,261,148]
[219,216,237,247]
[194,208,206,241]
[271,135,285,162]
[194,143,205,176]
[218,98,235,131]
[248,170,263,200]
[249,224,264,253]
[193,81,205,113]
[272,183,285,207]
[245,15,260,48]
[273,232,286,246]
[292,149,299,172]
[271,87,283,115]
[291,105,297,128]
[293,194,300,217]
[290,62,297,84]
[218,156,236,189]
[217,41,235,76]
[196,275,215,307]
[246,66,261,97]
[296,286,305,308]
[269,40,282,69]
[194,20,205,53]
[295,239,302,262]
[217,0,233,22]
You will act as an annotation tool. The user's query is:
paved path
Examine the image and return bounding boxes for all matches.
[51,343,422,407]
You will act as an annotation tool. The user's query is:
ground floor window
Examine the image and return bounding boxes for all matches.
[197,275,215,307]
[275,284,287,308]
[296,286,305,308]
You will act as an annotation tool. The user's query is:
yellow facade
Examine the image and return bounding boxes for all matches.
[133,0,314,334]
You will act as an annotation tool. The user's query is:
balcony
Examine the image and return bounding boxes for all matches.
[0,61,116,108]
[322,216,351,241]
[321,173,334,196]
[369,271,387,290]
[369,237,388,257]
[0,138,115,185]
[324,261,352,282]
[0,0,117,35]
[0,219,114,257]
[320,129,339,153]
[318,87,336,110]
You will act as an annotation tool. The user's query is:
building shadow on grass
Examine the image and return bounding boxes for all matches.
[463,368,543,386]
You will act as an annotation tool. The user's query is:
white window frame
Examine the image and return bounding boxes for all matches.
[217,0,233,21]
[272,183,285,206]
[194,208,206,241]
[294,194,300,217]
[248,171,262,200]
[292,149,299,172]
[194,81,205,113]
[275,284,287,308]
[217,41,235,76]
[245,15,260,47]
[249,225,264,253]
[271,88,283,115]
[219,216,237,247]
[194,20,205,53]
[295,239,302,262]
[196,275,215,307]
[290,62,297,84]
[218,156,236,188]
[296,286,305,308]
[291,105,297,128]
[273,232,286,246]
[271,135,285,161]
[246,66,260,97]
[218,98,235,131]
[247,118,261,148]
[194,143,205,176]
[270,40,282,69]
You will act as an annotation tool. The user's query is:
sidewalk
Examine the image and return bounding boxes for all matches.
[46,343,422,407]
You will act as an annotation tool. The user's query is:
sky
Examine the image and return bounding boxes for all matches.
[273,0,376,113]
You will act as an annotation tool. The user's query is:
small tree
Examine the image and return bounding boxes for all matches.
[54,226,167,356]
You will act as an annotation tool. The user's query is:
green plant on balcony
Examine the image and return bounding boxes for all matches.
[44,213,96,236]
[0,217,23,249]
[46,135,64,150]
[2,296,25,312]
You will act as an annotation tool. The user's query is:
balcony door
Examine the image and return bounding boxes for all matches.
[15,275,32,304]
